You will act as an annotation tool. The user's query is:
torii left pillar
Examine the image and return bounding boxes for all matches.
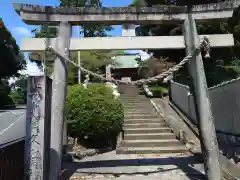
[49,21,71,180]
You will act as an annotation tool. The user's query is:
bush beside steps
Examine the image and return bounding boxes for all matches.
[65,83,124,150]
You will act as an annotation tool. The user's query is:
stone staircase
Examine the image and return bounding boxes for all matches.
[116,84,188,154]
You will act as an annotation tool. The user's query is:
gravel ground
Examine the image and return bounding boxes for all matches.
[63,151,206,180]
[69,171,206,180]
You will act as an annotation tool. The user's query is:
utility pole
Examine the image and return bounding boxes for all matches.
[78,26,81,84]
[183,6,222,180]
[49,21,71,180]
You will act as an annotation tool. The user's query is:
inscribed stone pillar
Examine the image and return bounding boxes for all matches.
[25,75,52,180]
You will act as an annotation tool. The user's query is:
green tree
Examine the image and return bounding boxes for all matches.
[0,18,26,78]
[8,75,28,105]
[59,0,113,37]
[0,18,26,107]
[29,25,57,75]
[0,79,14,108]
[131,0,229,6]
[137,56,175,79]
[131,0,240,86]
[10,74,27,90]
[29,25,117,84]
[29,0,115,84]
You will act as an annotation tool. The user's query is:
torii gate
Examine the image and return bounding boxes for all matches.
[13,1,239,180]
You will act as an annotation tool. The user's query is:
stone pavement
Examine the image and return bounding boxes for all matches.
[62,151,206,180]
[153,98,240,180]
[0,108,25,146]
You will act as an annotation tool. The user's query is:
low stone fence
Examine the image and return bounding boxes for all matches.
[0,141,25,180]
[217,133,240,162]
[169,79,240,163]
[154,98,240,179]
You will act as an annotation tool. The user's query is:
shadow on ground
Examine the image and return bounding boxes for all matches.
[62,153,206,180]
[0,105,26,111]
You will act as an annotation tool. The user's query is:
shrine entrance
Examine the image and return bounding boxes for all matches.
[13,1,238,180]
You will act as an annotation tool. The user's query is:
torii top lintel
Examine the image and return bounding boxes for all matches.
[13,0,239,25]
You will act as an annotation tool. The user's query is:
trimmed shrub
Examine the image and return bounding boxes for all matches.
[65,83,124,149]
[9,89,26,105]
[149,86,168,97]
[0,80,15,108]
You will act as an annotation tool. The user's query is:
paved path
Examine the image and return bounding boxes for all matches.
[63,151,206,180]
[0,107,26,147]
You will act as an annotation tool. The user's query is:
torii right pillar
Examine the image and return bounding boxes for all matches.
[183,7,222,180]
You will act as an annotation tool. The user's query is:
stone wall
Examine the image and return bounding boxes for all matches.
[0,141,25,179]
[170,79,240,163]
[217,133,240,163]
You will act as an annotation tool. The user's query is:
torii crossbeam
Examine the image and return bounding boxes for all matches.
[13,1,240,25]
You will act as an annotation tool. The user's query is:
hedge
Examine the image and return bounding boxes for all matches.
[149,86,168,97]
[65,83,124,148]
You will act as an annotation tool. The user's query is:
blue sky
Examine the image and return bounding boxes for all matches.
[0,0,146,76]
[0,0,133,45]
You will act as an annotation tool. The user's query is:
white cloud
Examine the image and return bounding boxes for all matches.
[138,50,152,61]
[8,62,42,84]
[22,61,42,76]
[12,26,32,37]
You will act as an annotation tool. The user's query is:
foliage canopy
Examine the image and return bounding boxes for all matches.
[132,0,240,87]
[0,18,26,79]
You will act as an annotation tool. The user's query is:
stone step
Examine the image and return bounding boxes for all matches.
[124,107,154,111]
[123,97,148,100]
[124,113,157,116]
[122,139,183,147]
[124,127,171,134]
[124,110,156,114]
[124,118,164,124]
[124,104,150,107]
[125,105,152,107]
[124,122,167,128]
[120,97,147,100]
[124,105,151,108]
[119,87,139,89]
[121,96,146,99]
[124,112,156,116]
[124,109,156,113]
[124,114,158,119]
[124,104,151,107]
[124,133,176,140]
[123,102,151,105]
[122,102,150,105]
[122,102,149,104]
[120,98,146,103]
[124,105,152,108]
[116,146,188,154]
[124,103,151,105]
[124,112,156,115]
[121,93,140,95]
[120,90,140,92]
[121,98,148,100]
